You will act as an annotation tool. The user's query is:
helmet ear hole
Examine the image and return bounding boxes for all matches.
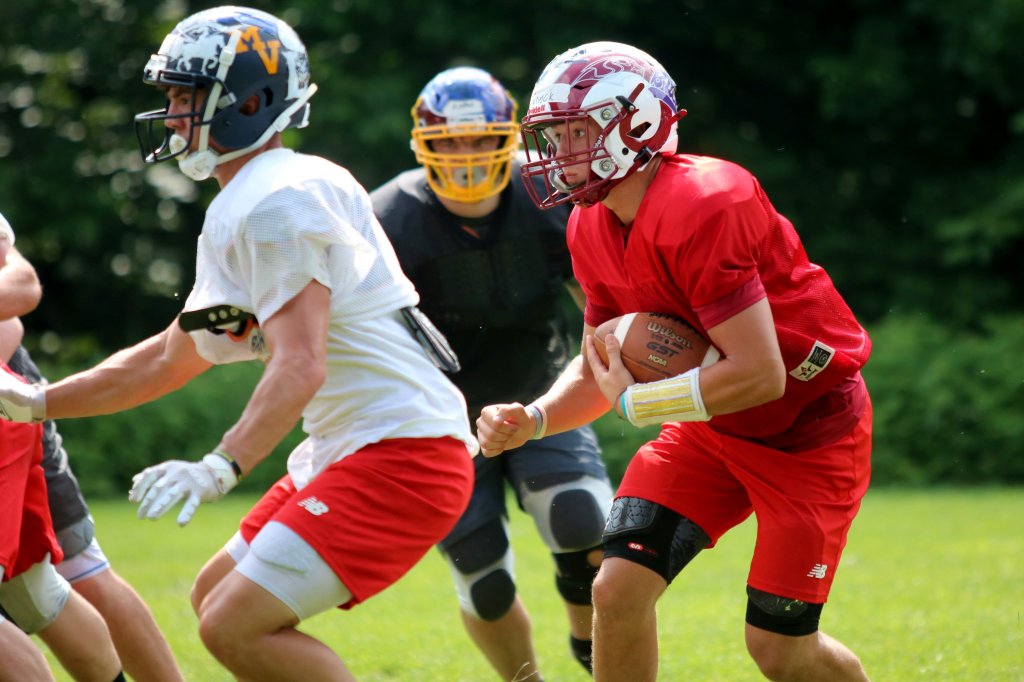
[239,93,262,115]
[628,122,651,139]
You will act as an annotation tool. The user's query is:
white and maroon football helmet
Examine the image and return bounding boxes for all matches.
[520,42,685,208]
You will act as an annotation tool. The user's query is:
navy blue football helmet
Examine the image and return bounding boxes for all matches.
[134,6,317,180]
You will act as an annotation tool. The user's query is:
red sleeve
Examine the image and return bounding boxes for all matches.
[665,169,775,327]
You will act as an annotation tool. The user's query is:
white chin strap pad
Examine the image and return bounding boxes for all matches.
[178,148,220,181]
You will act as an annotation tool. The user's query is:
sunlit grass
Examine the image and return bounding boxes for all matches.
[41,488,1024,681]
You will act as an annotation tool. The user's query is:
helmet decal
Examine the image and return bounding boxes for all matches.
[235,25,281,75]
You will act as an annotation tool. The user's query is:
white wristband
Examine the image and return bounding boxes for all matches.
[524,403,548,440]
[201,452,240,495]
[622,366,709,427]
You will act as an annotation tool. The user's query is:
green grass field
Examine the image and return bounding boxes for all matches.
[42,488,1023,681]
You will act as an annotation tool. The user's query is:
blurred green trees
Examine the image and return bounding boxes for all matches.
[1,0,1021,491]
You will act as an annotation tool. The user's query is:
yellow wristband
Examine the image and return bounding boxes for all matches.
[622,367,709,427]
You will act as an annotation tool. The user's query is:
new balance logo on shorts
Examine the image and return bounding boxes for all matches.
[297,496,329,516]
[806,563,828,579]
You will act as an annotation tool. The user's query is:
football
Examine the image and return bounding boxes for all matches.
[593,312,720,384]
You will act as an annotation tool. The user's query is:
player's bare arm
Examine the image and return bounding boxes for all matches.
[43,320,212,419]
[216,279,329,474]
[698,297,786,414]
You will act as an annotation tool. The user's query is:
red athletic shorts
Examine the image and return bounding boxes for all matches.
[616,400,872,603]
[0,414,60,581]
[239,436,473,608]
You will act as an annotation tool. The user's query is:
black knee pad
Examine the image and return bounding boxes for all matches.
[470,569,516,622]
[745,586,823,636]
[442,519,517,621]
[553,546,601,605]
[549,487,607,549]
[569,635,593,673]
[602,497,710,584]
[445,518,509,575]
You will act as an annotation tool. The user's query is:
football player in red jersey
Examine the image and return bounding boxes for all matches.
[477,42,873,682]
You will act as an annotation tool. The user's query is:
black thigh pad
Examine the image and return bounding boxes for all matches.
[444,518,509,576]
[745,586,824,637]
[602,497,710,584]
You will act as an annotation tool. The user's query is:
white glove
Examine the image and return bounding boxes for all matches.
[129,453,239,526]
[0,371,45,423]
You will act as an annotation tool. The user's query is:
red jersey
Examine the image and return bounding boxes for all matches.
[569,154,871,450]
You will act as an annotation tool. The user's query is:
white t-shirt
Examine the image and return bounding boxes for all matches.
[182,148,477,488]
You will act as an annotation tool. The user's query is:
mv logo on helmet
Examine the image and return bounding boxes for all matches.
[236,25,281,75]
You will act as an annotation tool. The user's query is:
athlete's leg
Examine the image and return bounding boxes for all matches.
[37,589,122,682]
[439,453,541,681]
[0,616,54,682]
[191,476,355,681]
[72,567,183,682]
[192,547,237,615]
[0,422,123,682]
[738,408,874,681]
[198,554,356,682]
[200,437,472,681]
[746,624,869,682]
[0,559,54,682]
[513,427,612,675]
[591,556,665,682]
[593,496,712,682]
[459,595,539,682]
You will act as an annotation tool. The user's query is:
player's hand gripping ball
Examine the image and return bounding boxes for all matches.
[594,312,720,384]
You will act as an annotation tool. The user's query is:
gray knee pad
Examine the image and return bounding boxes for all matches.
[553,547,601,605]
[0,556,72,633]
[441,518,516,621]
[520,473,613,552]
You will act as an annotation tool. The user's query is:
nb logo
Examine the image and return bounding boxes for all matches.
[297,496,329,516]
[806,563,828,579]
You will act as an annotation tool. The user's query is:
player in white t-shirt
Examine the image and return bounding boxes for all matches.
[0,7,476,680]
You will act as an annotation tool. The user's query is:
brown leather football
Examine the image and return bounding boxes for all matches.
[593,312,720,383]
